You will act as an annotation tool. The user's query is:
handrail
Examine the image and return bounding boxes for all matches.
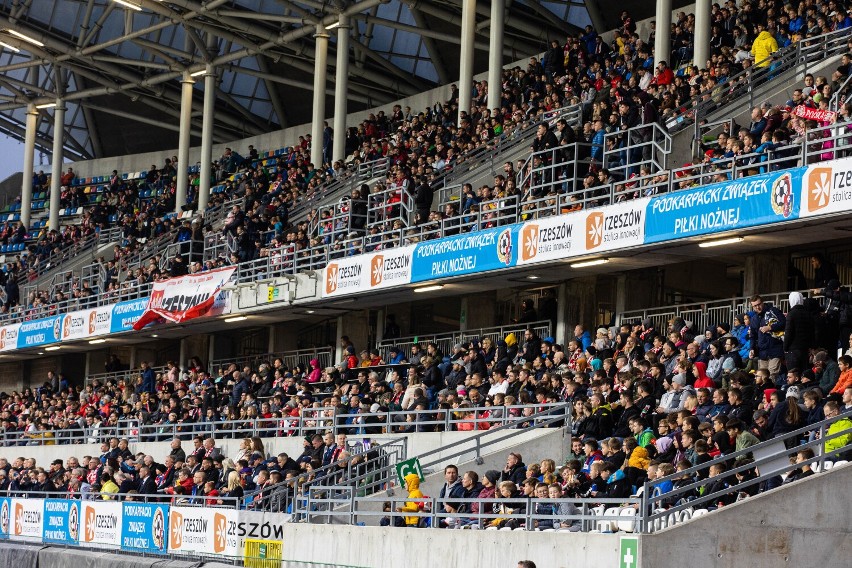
[640,408,852,532]
[209,347,334,375]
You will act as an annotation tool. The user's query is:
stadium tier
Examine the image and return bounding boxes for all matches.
[1,1,852,567]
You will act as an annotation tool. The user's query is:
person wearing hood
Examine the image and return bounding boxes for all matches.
[693,362,715,389]
[491,340,512,375]
[732,314,751,360]
[784,291,815,373]
[386,347,406,365]
[750,23,778,67]
[306,359,322,383]
[639,318,659,351]
[397,472,425,526]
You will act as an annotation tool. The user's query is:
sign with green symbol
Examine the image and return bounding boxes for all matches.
[395,457,424,487]
[620,536,638,568]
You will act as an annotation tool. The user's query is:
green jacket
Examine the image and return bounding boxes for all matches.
[825,417,852,456]
[736,431,761,452]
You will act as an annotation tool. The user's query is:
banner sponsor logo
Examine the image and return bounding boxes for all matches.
[133,267,236,330]
[584,200,646,252]
[0,498,9,538]
[369,249,412,288]
[168,507,239,557]
[801,159,852,217]
[0,325,19,352]
[518,219,577,264]
[82,501,121,549]
[645,172,799,243]
[88,307,112,336]
[11,499,43,541]
[121,502,167,554]
[43,499,79,545]
[61,312,88,340]
[17,317,61,348]
[111,298,147,333]
[411,226,518,282]
[323,247,415,297]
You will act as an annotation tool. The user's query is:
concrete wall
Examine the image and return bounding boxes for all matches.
[640,462,852,568]
[281,524,620,568]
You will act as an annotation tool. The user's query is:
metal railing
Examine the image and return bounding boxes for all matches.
[209,347,334,375]
[616,287,822,335]
[85,365,168,388]
[290,158,390,224]
[664,27,852,143]
[640,408,852,532]
[376,319,552,362]
[0,403,566,446]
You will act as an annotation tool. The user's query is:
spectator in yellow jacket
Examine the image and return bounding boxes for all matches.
[751,25,778,67]
[823,401,852,458]
[397,473,425,526]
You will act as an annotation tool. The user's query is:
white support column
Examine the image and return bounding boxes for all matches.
[179,337,188,372]
[654,0,672,67]
[335,315,344,363]
[375,308,385,344]
[175,72,195,214]
[207,336,216,372]
[21,104,38,229]
[199,64,216,212]
[487,0,504,110]
[49,100,65,232]
[555,283,568,344]
[333,15,351,164]
[311,24,330,169]
[458,0,476,126]
[693,0,711,69]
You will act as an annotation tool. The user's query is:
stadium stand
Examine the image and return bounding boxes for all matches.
[2,1,852,567]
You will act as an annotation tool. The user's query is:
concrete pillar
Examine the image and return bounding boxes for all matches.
[459,297,469,332]
[654,0,672,67]
[332,15,351,163]
[21,104,38,229]
[175,72,195,214]
[179,338,188,371]
[376,308,385,344]
[615,274,628,318]
[458,0,476,126]
[743,255,787,298]
[267,325,276,355]
[335,315,344,363]
[84,352,91,379]
[487,0,504,110]
[207,335,216,372]
[555,283,569,344]
[129,346,138,370]
[693,0,711,69]
[198,64,216,212]
[311,24,330,168]
[48,100,65,232]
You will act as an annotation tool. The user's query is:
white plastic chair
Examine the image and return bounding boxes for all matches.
[832,460,848,467]
[598,507,621,532]
[677,508,694,523]
[822,461,834,471]
[691,508,709,518]
[618,507,637,533]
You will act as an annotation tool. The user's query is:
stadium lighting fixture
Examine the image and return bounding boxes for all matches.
[698,236,744,248]
[570,258,609,268]
[89,339,107,344]
[414,285,444,293]
[0,41,19,52]
[151,334,159,338]
[224,316,248,323]
[306,310,315,314]
[36,102,56,109]
[45,346,61,351]
[6,29,44,47]
[111,0,143,11]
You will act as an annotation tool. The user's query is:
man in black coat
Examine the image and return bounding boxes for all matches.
[137,466,158,495]
[413,177,434,222]
[784,291,815,373]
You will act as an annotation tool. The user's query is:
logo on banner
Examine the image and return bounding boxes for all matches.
[52,318,61,341]
[213,512,227,553]
[0,501,8,534]
[169,510,183,549]
[13,503,22,535]
[521,225,539,261]
[68,502,79,542]
[586,212,604,249]
[807,166,832,212]
[84,506,95,542]
[88,311,97,335]
[0,329,6,350]
[370,255,384,286]
[326,263,339,294]
[152,507,165,550]
[497,228,513,265]
[770,172,794,218]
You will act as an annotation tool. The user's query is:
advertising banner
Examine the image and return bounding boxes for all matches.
[0,497,10,539]
[59,306,112,342]
[644,171,799,243]
[0,323,19,353]
[516,215,582,266]
[800,157,852,218]
[81,500,122,550]
[10,498,44,542]
[133,266,236,330]
[16,316,61,349]
[581,198,648,253]
[411,225,516,282]
[42,499,80,545]
[323,246,414,297]
[167,506,241,558]
[120,502,168,555]
[110,297,148,333]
